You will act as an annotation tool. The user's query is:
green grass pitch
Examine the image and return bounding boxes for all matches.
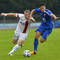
[0,28,60,60]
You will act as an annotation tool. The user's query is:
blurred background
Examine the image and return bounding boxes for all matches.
[0,0,60,29]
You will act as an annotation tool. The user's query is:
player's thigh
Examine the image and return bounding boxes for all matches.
[19,33,27,41]
[18,33,27,45]
[35,25,45,39]
[40,30,52,43]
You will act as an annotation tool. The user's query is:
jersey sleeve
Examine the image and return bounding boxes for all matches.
[45,9,53,15]
[16,13,24,18]
[35,8,41,13]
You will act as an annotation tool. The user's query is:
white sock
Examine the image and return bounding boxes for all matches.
[9,44,20,54]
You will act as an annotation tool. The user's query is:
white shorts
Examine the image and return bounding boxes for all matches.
[13,32,28,41]
[19,33,27,40]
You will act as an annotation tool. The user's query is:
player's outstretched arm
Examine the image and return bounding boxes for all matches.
[50,14,60,20]
[1,13,17,17]
[30,17,36,22]
[30,9,35,17]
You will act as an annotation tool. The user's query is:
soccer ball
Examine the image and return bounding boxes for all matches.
[23,50,31,57]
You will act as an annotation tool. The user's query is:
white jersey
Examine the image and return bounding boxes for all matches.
[15,13,31,36]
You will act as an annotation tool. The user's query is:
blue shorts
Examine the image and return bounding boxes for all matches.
[35,23,53,40]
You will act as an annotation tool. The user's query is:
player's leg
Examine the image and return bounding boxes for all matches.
[8,40,24,56]
[8,33,27,56]
[8,44,20,56]
[30,31,41,54]
[31,24,46,55]
[34,24,45,52]
[34,31,41,52]
[12,25,20,44]
[31,29,52,55]
[40,29,52,43]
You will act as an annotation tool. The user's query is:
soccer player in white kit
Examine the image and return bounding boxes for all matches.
[1,10,35,56]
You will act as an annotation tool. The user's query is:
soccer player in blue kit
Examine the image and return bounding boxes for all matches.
[30,3,60,55]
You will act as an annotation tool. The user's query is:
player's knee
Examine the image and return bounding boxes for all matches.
[35,32,41,39]
[40,38,45,43]
[35,35,39,39]
[18,40,24,46]
[18,41,22,46]
[18,42,22,46]
[12,40,17,44]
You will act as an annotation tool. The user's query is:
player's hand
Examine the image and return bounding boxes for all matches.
[56,17,60,20]
[1,13,4,16]
[30,17,35,22]
[1,13,7,16]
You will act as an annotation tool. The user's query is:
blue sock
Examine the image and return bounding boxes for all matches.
[34,38,38,52]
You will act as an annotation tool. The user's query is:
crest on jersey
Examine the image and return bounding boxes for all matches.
[44,14,46,16]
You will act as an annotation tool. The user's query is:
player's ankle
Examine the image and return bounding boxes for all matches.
[34,51,37,54]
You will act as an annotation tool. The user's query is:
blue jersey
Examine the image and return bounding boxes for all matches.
[35,8,54,39]
[35,8,53,27]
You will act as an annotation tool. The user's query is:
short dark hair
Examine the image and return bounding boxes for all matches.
[40,3,46,7]
[24,10,31,14]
